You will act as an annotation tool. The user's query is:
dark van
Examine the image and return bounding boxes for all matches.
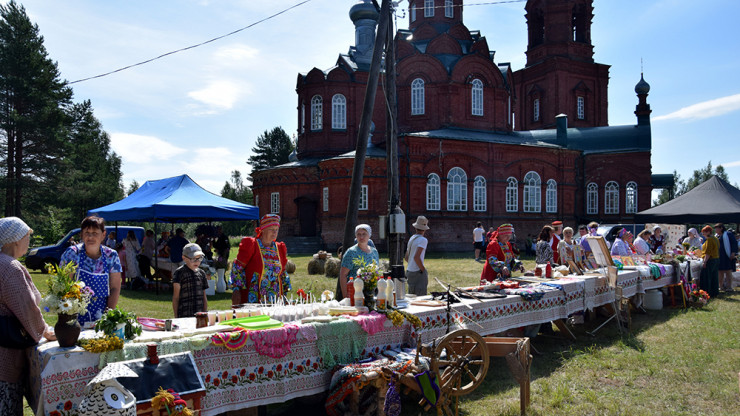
[25,226,144,272]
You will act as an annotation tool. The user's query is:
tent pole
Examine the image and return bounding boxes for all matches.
[154,220,159,296]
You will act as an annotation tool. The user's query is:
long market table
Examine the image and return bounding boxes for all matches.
[29,262,700,416]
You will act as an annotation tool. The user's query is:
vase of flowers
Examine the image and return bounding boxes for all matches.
[94,307,142,341]
[354,259,382,310]
[688,285,710,308]
[41,263,94,347]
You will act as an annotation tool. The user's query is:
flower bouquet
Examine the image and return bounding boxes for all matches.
[688,285,710,308]
[94,307,142,341]
[41,263,94,316]
[354,258,382,309]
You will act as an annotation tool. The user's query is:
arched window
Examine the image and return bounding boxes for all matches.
[310,95,322,131]
[300,100,305,133]
[424,0,434,17]
[331,94,346,130]
[605,181,619,214]
[586,182,598,214]
[445,0,453,18]
[473,176,486,211]
[447,167,467,211]
[523,171,541,213]
[426,173,440,211]
[546,179,557,213]
[410,3,417,22]
[506,177,518,212]
[411,78,425,115]
[626,181,638,214]
[471,78,483,116]
[533,98,540,122]
[577,96,585,120]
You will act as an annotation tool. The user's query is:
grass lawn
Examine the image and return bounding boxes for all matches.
[24,250,740,416]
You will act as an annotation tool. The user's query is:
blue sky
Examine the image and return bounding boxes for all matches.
[13,0,740,195]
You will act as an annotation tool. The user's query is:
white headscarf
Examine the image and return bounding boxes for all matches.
[355,224,372,238]
[0,217,31,247]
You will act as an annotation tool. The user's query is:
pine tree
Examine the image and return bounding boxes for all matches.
[220,170,253,237]
[247,127,293,173]
[0,1,72,217]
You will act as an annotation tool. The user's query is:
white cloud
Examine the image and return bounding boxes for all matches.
[110,132,186,164]
[654,93,740,122]
[212,44,259,64]
[187,79,252,112]
[720,160,740,168]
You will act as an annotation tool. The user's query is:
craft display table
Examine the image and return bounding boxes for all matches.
[31,265,697,416]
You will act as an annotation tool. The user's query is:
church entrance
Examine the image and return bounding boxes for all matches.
[295,197,317,236]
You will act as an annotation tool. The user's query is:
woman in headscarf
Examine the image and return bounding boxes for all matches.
[610,228,633,257]
[649,226,666,253]
[338,224,380,300]
[682,228,703,250]
[481,224,518,282]
[230,214,290,304]
[0,217,56,415]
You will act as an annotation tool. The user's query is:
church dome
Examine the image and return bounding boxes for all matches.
[635,74,650,94]
[350,0,379,23]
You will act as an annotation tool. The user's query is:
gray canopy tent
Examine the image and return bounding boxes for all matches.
[634,176,740,224]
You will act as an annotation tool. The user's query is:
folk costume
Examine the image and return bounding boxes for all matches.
[481,224,517,282]
[230,215,291,304]
[550,221,562,264]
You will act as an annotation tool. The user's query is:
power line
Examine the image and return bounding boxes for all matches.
[69,0,312,84]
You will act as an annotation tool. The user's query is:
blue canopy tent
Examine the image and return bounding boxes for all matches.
[88,174,258,222]
[88,174,258,294]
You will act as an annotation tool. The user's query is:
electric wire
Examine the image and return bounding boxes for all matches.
[69,0,312,84]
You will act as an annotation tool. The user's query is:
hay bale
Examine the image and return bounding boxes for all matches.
[325,257,341,278]
[307,257,325,275]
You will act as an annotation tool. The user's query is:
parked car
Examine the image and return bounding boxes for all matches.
[25,226,145,272]
[596,224,646,246]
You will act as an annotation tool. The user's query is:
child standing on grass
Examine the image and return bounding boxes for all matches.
[172,243,209,318]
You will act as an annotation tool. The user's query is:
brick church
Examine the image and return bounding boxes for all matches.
[251,0,654,252]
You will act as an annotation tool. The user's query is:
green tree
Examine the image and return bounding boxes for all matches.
[220,170,254,237]
[247,126,293,173]
[127,180,140,196]
[55,100,123,225]
[0,1,73,217]
[653,162,731,206]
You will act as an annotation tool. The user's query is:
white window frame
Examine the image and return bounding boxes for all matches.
[523,171,541,213]
[411,3,417,22]
[506,177,518,212]
[426,173,441,211]
[587,182,598,215]
[473,176,486,212]
[411,78,425,115]
[605,181,619,214]
[424,0,434,17]
[359,185,368,211]
[446,167,467,211]
[471,78,483,116]
[323,187,329,212]
[270,192,280,214]
[445,0,453,18]
[533,98,540,122]
[577,96,585,120]
[331,94,346,130]
[546,179,557,213]
[300,100,305,133]
[310,95,322,131]
[626,181,638,214]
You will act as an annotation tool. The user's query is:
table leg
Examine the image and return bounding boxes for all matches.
[553,319,577,341]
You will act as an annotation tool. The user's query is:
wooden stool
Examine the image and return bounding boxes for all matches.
[666,283,686,308]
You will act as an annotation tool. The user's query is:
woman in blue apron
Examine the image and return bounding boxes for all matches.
[60,216,122,327]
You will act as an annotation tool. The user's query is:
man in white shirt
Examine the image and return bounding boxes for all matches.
[405,216,430,295]
[473,222,485,261]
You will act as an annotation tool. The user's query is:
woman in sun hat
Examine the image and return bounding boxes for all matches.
[0,217,56,415]
[230,214,290,304]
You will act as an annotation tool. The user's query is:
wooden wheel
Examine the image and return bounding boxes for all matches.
[432,329,489,397]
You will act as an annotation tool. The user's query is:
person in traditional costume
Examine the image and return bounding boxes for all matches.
[230,214,290,304]
[481,224,521,282]
[549,220,563,263]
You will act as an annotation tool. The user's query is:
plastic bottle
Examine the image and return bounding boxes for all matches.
[347,277,355,306]
[353,277,364,307]
[385,277,395,308]
[377,278,387,310]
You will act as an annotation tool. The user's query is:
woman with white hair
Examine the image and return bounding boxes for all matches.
[338,224,380,300]
[0,217,56,415]
[682,228,703,250]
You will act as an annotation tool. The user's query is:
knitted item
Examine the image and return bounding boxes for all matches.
[249,324,299,358]
[211,329,250,351]
[348,311,387,336]
[313,319,367,368]
[0,217,30,246]
[384,376,402,416]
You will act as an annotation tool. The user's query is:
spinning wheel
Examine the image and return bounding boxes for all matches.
[431,329,490,397]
